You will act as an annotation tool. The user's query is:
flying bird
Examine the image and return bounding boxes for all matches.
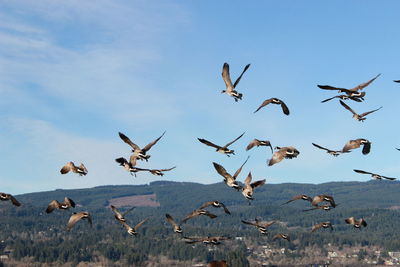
[241,172,266,201]
[199,201,231,215]
[119,218,148,236]
[254,98,290,115]
[66,212,92,231]
[213,156,249,190]
[221,62,251,102]
[115,157,150,176]
[312,143,348,157]
[345,217,367,229]
[0,193,21,206]
[181,209,217,223]
[110,205,135,223]
[272,233,290,242]
[339,100,382,122]
[241,219,275,235]
[46,197,76,213]
[311,195,337,208]
[311,222,333,232]
[318,74,381,97]
[118,131,165,163]
[198,132,245,156]
[268,146,300,166]
[321,93,365,103]
[353,169,396,181]
[246,139,273,153]
[165,213,183,234]
[282,194,312,205]
[148,166,176,176]
[60,162,88,176]
[342,139,371,155]
[184,236,229,245]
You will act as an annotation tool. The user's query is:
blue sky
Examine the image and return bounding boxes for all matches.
[1,1,400,194]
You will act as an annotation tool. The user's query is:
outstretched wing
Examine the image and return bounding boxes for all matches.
[60,162,73,174]
[353,169,373,175]
[158,166,176,172]
[134,218,149,231]
[118,132,140,150]
[46,200,60,213]
[312,143,329,152]
[246,139,260,151]
[142,131,166,152]
[350,73,381,91]
[198,138,221,149]
[254,98,273,113]
[224,132,245,148]
[251,179,266,189]
[165,214,179,227]
[280,101,290,115]
[360,106,382,117]
[339,100,357,115]
[233,64,251,88]
[233,156,249,179]
[222,63,233,90]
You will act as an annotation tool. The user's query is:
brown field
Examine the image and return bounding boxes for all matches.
[108,193,160,207]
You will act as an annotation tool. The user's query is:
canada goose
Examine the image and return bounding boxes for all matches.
[66,212,92,231]
[303,204,336,212]
[339,100,382,122]
[118,131,165,163]
[311,195,337,208]
[246,139,273,153]
[254,98,290,115]
[311,222,333,232]
[148,166,176,176]
[312,143,348,157]
[282,194,312,205]
[46,197,76,213]
[115,157,150,176]
[198,133,245,156]
[165,213,183,234]
[353,169,397,181]
[241,172,266,201]
[272,233,290,242]
[241,219,275,235]
[199,201,231,215]
[342,138,371,155]
[213,156,249,190]
[119,218,148,235]
[184,236,229,245]
[208,260,228,267]
[181,209,217,223]
[345,217,367,229]
[321,93,365,103]
[110,205,135,223]
[268,146,300,166]
[60,162,88,176]
[221,62,250,102]
[0,193,21,206]
[318,74,381,96]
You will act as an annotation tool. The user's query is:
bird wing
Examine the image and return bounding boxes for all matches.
[254,98,273,113]
[79,163,88,174]
[213,162,232,181]
[115,157,128,165]
[66,213,85,231]
[280,100,290,115]
[232,156,250,180]
[204,211,218,219]
[221,63,234,90]
[246,139,260,151]
[181,210,200,223]
[241,220,258,227]
[198,138,221,149]
[382,175,397,181]
[345,217,356,225]
[251,179,266,189]
[233,64,250,88]
[224,132,245,148]
[46,200,60,213]
[157,166,176,172]
[321,96,339,103]
[165,214,179,228]
[244,172,252,186]
[353,169,373,175]
[111,205,124,219]
[360,106,382,117]
[339,100,357,115]
[118,132,140,150]
[60,162,73,174]
[9,195,21,206]
[342,140,359,152]
[350,73,381,91]
[311,223,323,232]
[219,202,231,214]
[142,131,166,152]
[64,197,76,208]
[199,201,214,209]
[312,143,329,152]
[122,206,136,216]
[129,155,138,167]
[362,142,371,155]
[283,194,309,205]
[133,218,149,231]
[317,85,348,91]
[268,150,285,166]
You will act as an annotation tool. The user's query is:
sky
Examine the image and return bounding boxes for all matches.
[1,1,400,194]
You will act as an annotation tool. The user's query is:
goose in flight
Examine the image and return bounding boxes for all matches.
[311,195,337,208]
[0,192,21,206]
[241,172,266,201]
[66,212,92,231]
[241,218,275,235]
[272,233,290,242]
[221,62,250,102]
[198,132,245,156]
[318,74,381,97]
[339,100,382,122]
[353,169,396,180]
[213,156,249,190]
[321,93,365,103]
[60,162,88,176]
[181,209,217,223]
[148,166,176,176]
[254,98,290,115]
[268,146,299,166]
[345,217,367,229]
[311,221,333,232]
[199,201,231,215]
[246,139,273,153]
[342,138,371,155]
[46,197,75,213]
[118,131,165,163]
[110,205,135,223]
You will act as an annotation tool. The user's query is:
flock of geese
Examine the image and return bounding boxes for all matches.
[1,62,399,266]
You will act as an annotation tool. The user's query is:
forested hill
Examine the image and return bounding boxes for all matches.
[15,180,400,209]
